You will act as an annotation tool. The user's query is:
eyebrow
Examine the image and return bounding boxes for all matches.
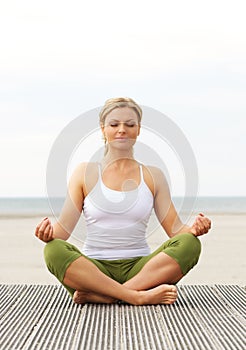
[107,119,137,122]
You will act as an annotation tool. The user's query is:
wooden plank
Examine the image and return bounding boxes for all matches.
[0,285,245,350]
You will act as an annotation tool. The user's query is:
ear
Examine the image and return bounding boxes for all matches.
[101,124,107,143]
[101,123,105,136]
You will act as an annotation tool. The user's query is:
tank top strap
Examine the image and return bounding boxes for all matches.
[98,163,102,179]
[139,164,144,182]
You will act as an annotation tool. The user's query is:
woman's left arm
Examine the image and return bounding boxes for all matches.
[151,167,211,238]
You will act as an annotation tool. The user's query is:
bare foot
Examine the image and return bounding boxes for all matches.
[73,290,117,304]
[138,284,178,305]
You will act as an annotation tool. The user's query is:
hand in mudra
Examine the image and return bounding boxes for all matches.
[190,213,212,237]
[35,217,54,242]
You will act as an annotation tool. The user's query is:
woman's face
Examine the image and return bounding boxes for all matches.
[102,107,140,150]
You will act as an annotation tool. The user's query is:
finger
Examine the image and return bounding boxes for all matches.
[43,221,54,239]
[35,224,44,237]
[195,221,205,236]
[35,219,50,239]
[37,217,48,227]
[198,216,211,229]
[44,225,50,235]
[35,226,40,236]
[38,219,50,233]
[205,218,212,229]
[197,217,206,230]
[35,220,44,236]
[199,214,211,228]
[201,218,211,231]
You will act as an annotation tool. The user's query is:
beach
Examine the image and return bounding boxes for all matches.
[0,214,245,286]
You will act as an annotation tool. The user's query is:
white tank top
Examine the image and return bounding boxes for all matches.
[82,164,154,260]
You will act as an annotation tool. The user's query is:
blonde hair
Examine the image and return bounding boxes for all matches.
[99,97,142,126]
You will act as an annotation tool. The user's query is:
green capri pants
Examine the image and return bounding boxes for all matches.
[44,233,201,296]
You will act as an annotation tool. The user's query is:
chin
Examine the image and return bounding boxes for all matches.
[110,139,136,148]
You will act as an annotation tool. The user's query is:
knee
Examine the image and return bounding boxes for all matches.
[170,233,202,275]
[44,239,63,264]
[179,233,202,259]
[43,239,82,281]
[43,239,78,296]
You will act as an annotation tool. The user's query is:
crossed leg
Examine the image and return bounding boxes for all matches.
[45,233,201,305]
[67,252,181,305]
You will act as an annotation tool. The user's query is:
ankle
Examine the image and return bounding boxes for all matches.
[132,291,146,306]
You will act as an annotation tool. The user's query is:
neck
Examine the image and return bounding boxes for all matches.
[102,149,136,170]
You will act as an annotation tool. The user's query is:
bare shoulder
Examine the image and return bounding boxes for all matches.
[72,162,97,176]
[143,165,168,183]
[142,165,169,196]
[71,162,99,196]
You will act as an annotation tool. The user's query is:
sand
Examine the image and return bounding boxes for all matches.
[0,214,245,286]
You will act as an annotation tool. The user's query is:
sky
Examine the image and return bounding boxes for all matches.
[0,0,246,197]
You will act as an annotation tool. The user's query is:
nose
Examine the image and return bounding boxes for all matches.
[118,122,126,133]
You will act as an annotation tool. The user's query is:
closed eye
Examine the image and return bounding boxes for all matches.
[108,122,137,127]
[125,122,137,127]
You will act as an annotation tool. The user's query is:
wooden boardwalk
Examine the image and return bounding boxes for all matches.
[0,284,245,349]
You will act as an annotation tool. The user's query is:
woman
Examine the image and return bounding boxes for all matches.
[35,97,211,305]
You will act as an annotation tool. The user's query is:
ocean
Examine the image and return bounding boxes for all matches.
[0,197,246,217]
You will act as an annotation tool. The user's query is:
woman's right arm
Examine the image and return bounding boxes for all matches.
[35,163,86,243]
